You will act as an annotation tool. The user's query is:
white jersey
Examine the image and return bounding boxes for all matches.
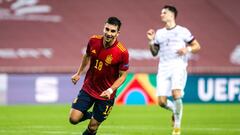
[154,25,194,70]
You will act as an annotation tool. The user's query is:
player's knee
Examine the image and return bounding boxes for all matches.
[69,118,79,125]
[89,124,98,131]
[158,100,166,108]
[88,121,100,133]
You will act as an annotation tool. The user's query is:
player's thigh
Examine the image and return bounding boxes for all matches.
[157,74,172,97]
[70,90,94,119]
[171,68,187,97]
[92,98,115,123]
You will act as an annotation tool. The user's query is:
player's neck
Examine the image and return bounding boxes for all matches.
[165,21,176,30]
[103,39,116,48]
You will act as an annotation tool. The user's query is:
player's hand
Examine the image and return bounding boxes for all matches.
[177,47,188,56]
[100,88,113,99]
[147,29,155,41]
[71,73,80,85]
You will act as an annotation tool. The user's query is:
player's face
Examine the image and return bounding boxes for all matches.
[160,8,174,22]
[103,23,119,43]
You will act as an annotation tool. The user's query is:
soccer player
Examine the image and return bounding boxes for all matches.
[146,5,201,135]
[70,17,129,135]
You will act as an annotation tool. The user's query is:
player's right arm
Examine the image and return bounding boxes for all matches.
[71,54,90,85]
[147,29,159,56]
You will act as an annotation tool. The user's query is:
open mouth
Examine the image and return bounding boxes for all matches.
[105,35,113,42]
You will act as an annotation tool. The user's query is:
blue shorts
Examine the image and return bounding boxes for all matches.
[71,90,115,122]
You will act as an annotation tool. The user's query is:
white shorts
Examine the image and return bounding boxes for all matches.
[156,67,187,97]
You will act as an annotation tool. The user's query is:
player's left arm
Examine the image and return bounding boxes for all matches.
[110,70,128,91]
[177,39,201,55]
[100,70,128,99]
[187,39,201,53]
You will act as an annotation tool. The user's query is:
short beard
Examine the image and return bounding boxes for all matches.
[103,39,112,48]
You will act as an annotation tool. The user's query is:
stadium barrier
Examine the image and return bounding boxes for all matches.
[0,73,239,105]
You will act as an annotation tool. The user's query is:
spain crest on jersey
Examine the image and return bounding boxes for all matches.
[105,54,113,65]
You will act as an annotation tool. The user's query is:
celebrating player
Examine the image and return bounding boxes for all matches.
[70,17,129,135]
[147,5,201,135]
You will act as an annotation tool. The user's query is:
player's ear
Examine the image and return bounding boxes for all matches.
[117,31,120,36]
[103,27,106,33]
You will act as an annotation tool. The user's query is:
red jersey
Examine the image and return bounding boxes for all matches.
[82,35,129,100]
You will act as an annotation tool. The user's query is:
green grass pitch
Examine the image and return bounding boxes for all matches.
[0,104,239,135]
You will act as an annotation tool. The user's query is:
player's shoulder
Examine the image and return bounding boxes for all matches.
[156,28,165,33]
[116,41,128,53]
[88,35,103,46]
[89,35,103,41]
[155,27,167,36]
[175,25,190,32]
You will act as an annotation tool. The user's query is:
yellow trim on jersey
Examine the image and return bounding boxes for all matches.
[117,42,126,52]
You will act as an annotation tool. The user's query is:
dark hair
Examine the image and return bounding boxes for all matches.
[163,5,178,18]
[106,16,122,31]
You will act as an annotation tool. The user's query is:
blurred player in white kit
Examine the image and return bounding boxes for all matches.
[147,5,201,135]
